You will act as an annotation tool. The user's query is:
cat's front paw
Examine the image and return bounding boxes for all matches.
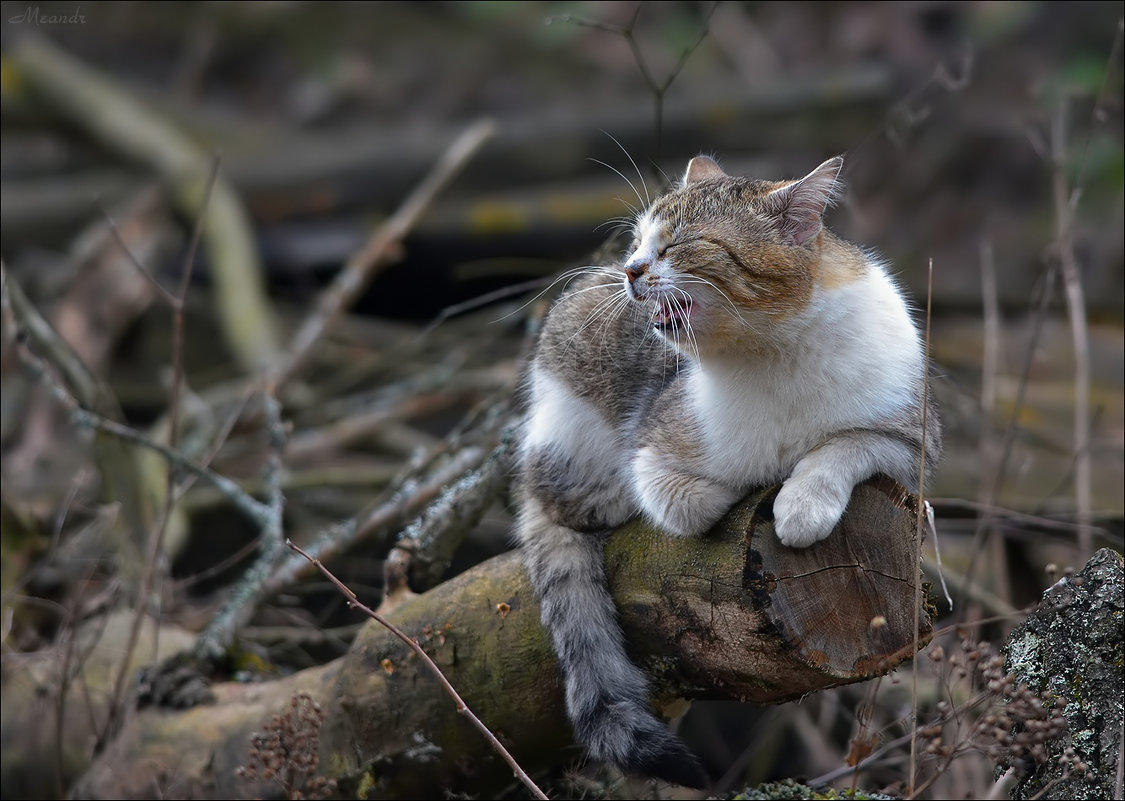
[772,476,850,548]
[633,449,737,538]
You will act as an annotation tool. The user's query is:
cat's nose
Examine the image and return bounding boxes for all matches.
[624,259,649,283]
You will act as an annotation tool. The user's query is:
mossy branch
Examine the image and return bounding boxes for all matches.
[55,477,931,799]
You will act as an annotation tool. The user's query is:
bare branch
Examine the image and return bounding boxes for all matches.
[271,118,496,389]
[1050,103,1093,559]
[9,35,280,372]
[288,540,549,801]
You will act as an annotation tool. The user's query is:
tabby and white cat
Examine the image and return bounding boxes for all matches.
[515,155,941,787]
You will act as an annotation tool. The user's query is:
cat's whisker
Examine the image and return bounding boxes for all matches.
[588,157,647,213]
[507,268,627,337]
[680,276,753,332]
[481,266,607,328]
[667,288,700,361]
[601,129,651,207]
[591,293,640,363]
[594,215,638,237]
[562,284,632,350]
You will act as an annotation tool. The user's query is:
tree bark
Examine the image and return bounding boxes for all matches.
[1005,547,1124,801]
[49,476,929,799]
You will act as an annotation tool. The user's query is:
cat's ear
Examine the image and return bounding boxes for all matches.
[764,156,844,246]
[682,156,727,186]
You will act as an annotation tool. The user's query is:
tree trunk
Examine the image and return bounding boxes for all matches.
[51,477,929,799]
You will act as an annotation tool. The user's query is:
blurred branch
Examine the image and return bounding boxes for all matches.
[382,415,516,607]
[0,262,157,579]
[1050,104,1093,559]
[550,3,719,168]
[193,390,288,660]
[975,240,1011,606]
[260,434,490,600]
[100,156,221,747]
[922,557,1019,620]
[1,266,272,527]
[270,118,496,390]
[8,34,280,373]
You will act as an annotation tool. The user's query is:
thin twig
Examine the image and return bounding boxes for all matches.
[977,239,1012,604]
[286,541,549,801]
[1050,103,1093,559]
[272,118,495,389]
[261,445,487,599]
[5,350,269,525]
[551,3,718,168]
[97,200,180,308]
[909,258,934,798]
[958,256,1058,607]
[0,261,103,409]
[168,154,221,449]
[383,423,515,599]
[100,156,222,744]
[194,388,289,660]
[921,558,1019,619]
[929,497,1114,538]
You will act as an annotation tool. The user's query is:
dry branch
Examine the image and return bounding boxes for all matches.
[270,118,495,389]
[0,265,157,586]
[8,34,279,373]
[61,477,930,799]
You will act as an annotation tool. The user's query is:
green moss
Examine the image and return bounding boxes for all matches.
[733,779,898,800]
[353,768,377,800]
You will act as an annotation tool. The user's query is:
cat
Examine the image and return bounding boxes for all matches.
[514,154,941,787]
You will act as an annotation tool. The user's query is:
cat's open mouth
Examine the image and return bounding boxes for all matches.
[652,298,692,330]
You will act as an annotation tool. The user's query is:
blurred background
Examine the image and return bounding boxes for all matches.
[1,1,1122,799]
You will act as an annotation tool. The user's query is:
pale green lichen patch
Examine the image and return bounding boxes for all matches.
[733,778,897,799]
[1004,548,1123,801]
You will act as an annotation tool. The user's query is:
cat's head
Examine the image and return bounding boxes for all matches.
[622,155,847,355]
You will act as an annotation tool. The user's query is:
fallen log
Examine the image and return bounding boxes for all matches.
[55,476,929,799]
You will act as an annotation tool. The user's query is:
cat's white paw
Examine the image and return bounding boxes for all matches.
[773,476,850,548]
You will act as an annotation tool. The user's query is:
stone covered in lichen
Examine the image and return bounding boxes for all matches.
[1004,548,1123,801]
[733,779,898,800]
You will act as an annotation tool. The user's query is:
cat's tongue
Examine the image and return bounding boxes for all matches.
[653,299,691,329]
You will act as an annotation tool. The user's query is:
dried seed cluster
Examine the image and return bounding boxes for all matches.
[236,692,338,800]
[923,635,1075,779]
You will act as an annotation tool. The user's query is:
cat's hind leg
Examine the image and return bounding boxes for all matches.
[520,364,634,530]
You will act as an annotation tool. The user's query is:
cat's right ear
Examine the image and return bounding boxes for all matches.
[682,156,727,186]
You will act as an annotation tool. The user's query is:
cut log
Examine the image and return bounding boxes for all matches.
[52,476,929,799]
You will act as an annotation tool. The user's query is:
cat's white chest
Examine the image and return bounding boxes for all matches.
[687,346,916,486]
[682,273,922,489]
[688,366,813,486]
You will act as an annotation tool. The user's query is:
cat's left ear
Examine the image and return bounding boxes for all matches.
[765,156,844,246]
[682,155,727,186]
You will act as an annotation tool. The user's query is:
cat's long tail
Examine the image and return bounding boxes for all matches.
[517,497,708,789]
